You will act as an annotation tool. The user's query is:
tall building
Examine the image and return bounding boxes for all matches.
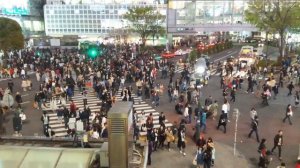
[44,0,167,37]
[0,0,45,38]
[167,0,257,39]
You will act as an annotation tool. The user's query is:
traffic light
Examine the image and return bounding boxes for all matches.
[35,50,42,57]
[87,45,101,59]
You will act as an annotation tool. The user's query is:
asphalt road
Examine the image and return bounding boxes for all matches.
[151,46,300,168]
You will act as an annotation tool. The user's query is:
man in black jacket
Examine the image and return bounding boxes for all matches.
[8,79,14,93]
[248,116,260,142]
[217,110,227,133]
[271,130,283,160]
[158,112,165,125]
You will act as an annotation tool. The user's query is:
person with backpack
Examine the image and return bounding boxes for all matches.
[194,147,204,168]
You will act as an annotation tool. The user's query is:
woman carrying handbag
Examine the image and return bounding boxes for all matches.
[282,104,293,125]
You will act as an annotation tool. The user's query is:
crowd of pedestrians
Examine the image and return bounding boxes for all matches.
[1,43,299,167]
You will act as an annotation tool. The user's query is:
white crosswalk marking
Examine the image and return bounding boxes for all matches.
[43,89,100,137]
[115,89,173,129]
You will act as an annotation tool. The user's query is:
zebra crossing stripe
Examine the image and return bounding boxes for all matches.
[133,104,150,108]
[45,88,101,137]
[115,88,173,130]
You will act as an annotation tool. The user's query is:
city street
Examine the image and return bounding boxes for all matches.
[2,0,300,168]
[0,46,299,168]
[131,47,300,167]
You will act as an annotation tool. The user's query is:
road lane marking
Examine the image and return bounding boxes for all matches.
[20,101,31,104]
[213,51,239,62]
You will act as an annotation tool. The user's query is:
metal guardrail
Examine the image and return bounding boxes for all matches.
[0,135,107,143]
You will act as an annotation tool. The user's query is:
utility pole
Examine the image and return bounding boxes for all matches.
[233,108,240,156]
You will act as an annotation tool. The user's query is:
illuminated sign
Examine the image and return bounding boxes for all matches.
[0,0,29,15]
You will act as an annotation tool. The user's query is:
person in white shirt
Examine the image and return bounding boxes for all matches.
[173,89,178,101]
[184,104,189,123]
[120,76,125,89]
[222,99,230,122]
[250,107,257,120]
[20,69,26,79]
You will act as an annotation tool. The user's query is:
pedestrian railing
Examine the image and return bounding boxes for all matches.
[0,135,107,147]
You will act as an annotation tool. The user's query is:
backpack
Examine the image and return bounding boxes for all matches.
[196,151,204,164]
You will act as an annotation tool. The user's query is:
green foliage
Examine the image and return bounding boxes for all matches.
[245,0,300,57]
[256,59,278,68]
[0,17,24,52]
[189,50,198,63]
[124,7,165,46]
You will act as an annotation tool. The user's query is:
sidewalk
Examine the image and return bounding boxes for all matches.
[262,46,280,61]
[147,140,252,168]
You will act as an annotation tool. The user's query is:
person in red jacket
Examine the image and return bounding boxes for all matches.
[9,68,14,78]
[69,100,76,118]
[296,158,300,168]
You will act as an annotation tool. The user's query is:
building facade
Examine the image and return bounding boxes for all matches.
[0,0,45,38]
[167,0,257,36]
[44,0,167,37]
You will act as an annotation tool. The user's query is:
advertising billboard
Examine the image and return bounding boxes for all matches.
[0,0,29,15]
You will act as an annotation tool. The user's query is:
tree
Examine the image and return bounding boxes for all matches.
[245,0,300,57]
[0,17,24,67]
[124,7,165,46]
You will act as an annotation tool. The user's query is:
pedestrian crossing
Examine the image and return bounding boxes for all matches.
[43,89,100,137]
[115,89,173,129]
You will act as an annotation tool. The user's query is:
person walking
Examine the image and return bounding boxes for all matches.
[230,88,236,102]
[203,146,212,168]
[188,104,193,124]
[41,111,50,136]
[282,104,293,125]
[147,140,153,165]
[8,79,14,93]
[271,130,283,160]
[273,83,279,99]
[250,107,257,120]
[158,112,165,126]
[194,148,204,168]
[222,99,230,122]
[287,82,294,96]
[157,125,166,149]
[12,112,22,136]
[216,110,227,133]
[207,137,215,166]
[248,116,260,142]
[183,104,189,123]
[165,127,175,151]
[200,110,207,133]
[177,128,186,156]
[295,91,299,107]
[15,92,22,108]
[210,100,219,120]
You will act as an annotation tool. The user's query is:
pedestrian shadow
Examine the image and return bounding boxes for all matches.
[248,157,258,167]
